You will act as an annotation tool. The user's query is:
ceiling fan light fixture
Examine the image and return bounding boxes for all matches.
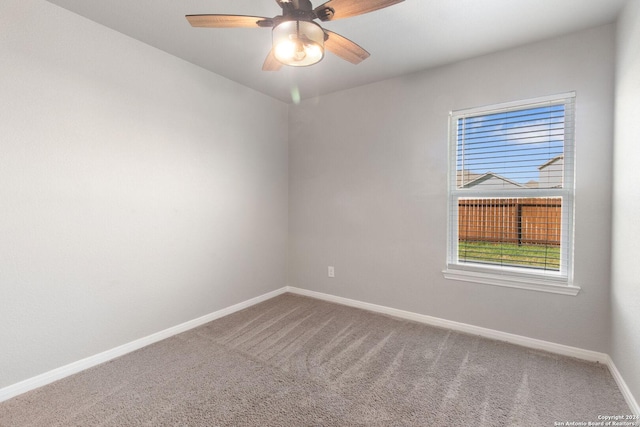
[272,20,324,67]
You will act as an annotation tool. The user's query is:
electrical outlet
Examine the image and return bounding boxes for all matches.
[328,266,335,278]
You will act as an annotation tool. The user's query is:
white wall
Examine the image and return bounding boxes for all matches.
[289,24,616,352]
[612,0,640,407]
[0,0,288,389]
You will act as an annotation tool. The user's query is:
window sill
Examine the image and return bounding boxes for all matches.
[442,268,580,296]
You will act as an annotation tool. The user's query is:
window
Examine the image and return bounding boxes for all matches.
[444,93,579,295]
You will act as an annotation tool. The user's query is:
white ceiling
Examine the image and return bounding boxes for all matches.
[46,0,627,103]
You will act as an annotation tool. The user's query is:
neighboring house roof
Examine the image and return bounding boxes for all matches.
[462,172,524,188]
[459,156,563,190]
[538,154,564,170]
[457,170,482,186]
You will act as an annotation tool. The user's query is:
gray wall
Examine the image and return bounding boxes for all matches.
[289,24,616,353]
[0,0,288,389]
[612,0,640,406]
[2,0,632,400]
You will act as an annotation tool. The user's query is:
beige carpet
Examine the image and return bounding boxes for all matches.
[0,293,630,426]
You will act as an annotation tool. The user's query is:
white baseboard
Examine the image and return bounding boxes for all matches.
[0,287,288,404]
[606,355,640,416]
[286,287,608,362]
[286,286,639,414]
[3,285,638,415]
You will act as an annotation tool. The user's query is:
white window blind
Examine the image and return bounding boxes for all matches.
[446,93,576,292]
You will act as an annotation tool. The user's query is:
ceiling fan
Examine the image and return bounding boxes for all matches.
[186,0,404,70]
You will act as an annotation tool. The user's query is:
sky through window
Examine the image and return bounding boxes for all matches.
[457,104,565,187]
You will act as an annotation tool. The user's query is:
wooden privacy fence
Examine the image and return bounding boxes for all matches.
[458,198,562,246]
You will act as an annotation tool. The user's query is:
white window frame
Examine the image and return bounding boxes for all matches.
[443,93,579,296]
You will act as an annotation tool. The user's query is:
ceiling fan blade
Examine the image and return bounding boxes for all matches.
[262,49,283,71]
[314,0,403,21]
[186,15,273,28]
[324,30,370,64]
